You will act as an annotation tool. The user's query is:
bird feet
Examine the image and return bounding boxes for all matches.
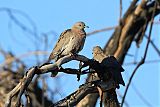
[69,52,77,59]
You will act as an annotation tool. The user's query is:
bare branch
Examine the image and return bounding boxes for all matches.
[121,1,157,107]
[53,80,116,107]
[144,35,160,56]
[86,26,116,36]
[131,83,152,107]
[5,53,124,107]
[124,59,160,65]
[114,0,148,59]
[0,51,49,67]
[79,0,160,106]
[119,0,123,22]
[0,7,39,43]
[117,91,129,107]
[4,54,91,106]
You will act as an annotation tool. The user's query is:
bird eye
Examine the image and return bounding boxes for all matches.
[79,24,82,26]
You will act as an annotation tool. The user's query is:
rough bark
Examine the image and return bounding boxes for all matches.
[77,1,160,107]
[1,1,160,107]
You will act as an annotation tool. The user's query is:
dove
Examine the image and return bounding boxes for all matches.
[48,21,88,62]
[92,46,125,88]
[48,22,88,77]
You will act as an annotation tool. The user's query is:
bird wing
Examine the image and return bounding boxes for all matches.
[77,35,86,53]
[101,56,125,87]
[48,29,72,61]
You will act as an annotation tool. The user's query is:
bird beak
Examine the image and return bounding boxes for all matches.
[85,25,89,28]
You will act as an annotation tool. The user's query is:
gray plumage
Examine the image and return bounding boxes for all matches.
[48,22,88,62]
[92,46,125,88]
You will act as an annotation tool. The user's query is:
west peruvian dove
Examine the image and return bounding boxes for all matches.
[92,46,125,88]
[48,22,88,62]
[48,22,88,77]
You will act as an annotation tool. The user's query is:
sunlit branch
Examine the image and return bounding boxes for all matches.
[121,1,157,107]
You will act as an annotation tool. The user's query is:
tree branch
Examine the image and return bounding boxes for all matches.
[144,35,160,56]
[5,54,89,107]
[86,26,116,36]
[53,80,116,107]
[5,52,124,107]
[121,1,157,107]
[80,0,160,106]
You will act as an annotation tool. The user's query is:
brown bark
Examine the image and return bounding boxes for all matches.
[77,1,160,107]
[1,1,160,107]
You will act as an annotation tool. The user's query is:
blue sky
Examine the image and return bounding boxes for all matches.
[0,0,159,107]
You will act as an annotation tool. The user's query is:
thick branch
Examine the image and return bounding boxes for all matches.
[121,1,157,106]
[5,53,124,107]
[53,80,116,107]
[6,54,117,107]
[5,54,90,107]
[79,0,160,107]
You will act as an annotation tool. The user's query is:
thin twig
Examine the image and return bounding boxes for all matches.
[0,7,39,46]
[153,21,160,24]
[119,0,123,22]
[131,83,152,107]
[117,91,129,107]
[134,48,139,64]
[42,77,47,107]
[24,91,31,107]
[124,72,152,107]
[0,51,49,67]
[86,26,116,36]
[144,35,160,56]
[124,59,160,65]
[0,7,41,65]
[121,1,157,107]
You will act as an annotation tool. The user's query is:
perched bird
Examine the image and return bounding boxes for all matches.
[92,46,125,88]
[48,22,88,77]
[92,46,107,63]
[48,21,88,62]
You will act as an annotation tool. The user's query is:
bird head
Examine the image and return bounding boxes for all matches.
[72,22,89,30]
[92,46,103,54]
